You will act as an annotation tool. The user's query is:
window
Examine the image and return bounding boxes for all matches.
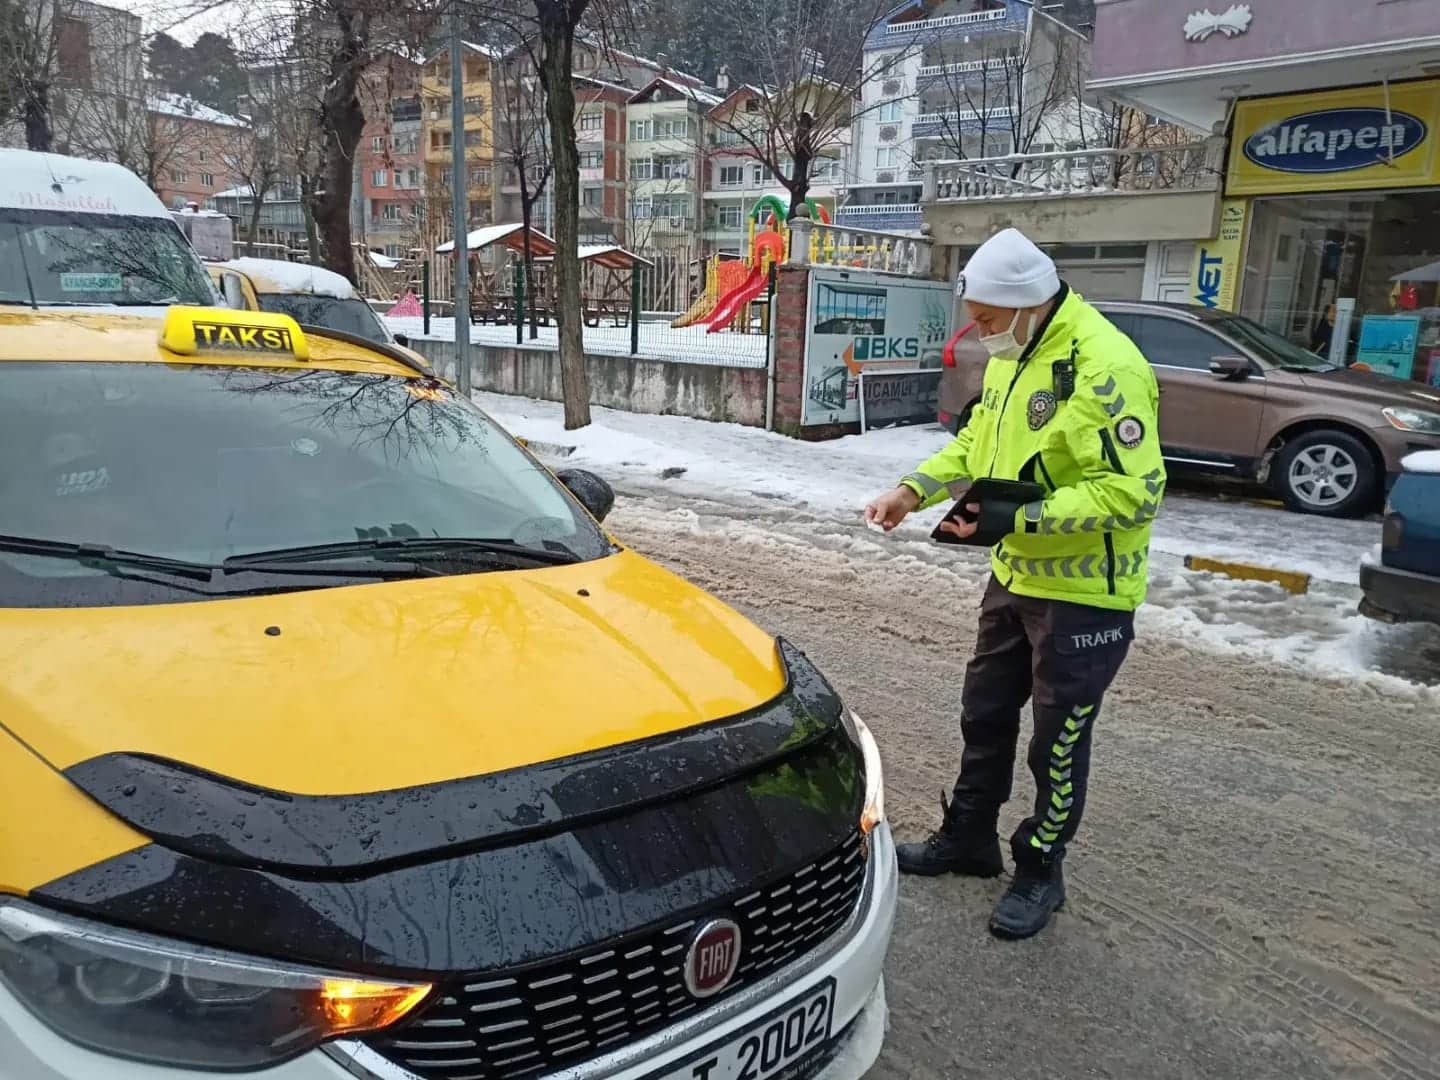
[469,200,490,222]
[372,135,384,152]
[581,187,602,207]
[719,165,744,187]
[877,101,902,123]
[578,112,603,133]
[372,169,388,187]
[630,118,653,141]
[384,243,401,258]
[630,196,652,220]
[170,169,188,184]
[875,147,900,169]
[382,202,402,220]
[200,172,215,188]
[464,96,485,114]
[660,116,688,139]
[468,166,491,187]
[659,155,690,180]
[751,164,773,185]
[1133,316,1228,372]
[629,158,654,180]
[430,130,452,151]
[718,205,743,229]
[579,150,604,169]
[198,148,207,163]
[464,130,483,148]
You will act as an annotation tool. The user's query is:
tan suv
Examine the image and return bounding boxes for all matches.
[938,301,1440,517]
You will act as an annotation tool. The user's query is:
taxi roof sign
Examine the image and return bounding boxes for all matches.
[161,306,310,361]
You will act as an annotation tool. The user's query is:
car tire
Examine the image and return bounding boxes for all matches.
[1274,430,1376,517]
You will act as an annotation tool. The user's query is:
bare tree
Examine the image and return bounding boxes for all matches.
[494,48,553,339]
[219,122,280,247]
[699,0,898,218]
[464,0,641,430]
[1,0,63,150]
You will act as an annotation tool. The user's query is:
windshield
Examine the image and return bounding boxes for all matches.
[0,209,216,307]
[258,293,389,344]
[0,363,610,607]
[1212,314,1341,372]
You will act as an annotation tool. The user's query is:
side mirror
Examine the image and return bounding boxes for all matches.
[219,272,246,310]
[1209,355,1251,380]
[393,332,410,347]
[557,467,615,523]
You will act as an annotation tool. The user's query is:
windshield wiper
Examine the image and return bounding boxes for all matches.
[0,534,219,580]
[223,536,582,571]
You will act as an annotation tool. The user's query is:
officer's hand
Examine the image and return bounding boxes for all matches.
[864,486,920,532]
[938,503,981,540]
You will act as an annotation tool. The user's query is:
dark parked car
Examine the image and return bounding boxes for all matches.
[1360,451,1440,626]
[939,301,1440,517]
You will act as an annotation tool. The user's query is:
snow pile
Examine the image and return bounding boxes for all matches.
[386,316,768,369]
[1402,449,1440,474]
[223,258,355,299]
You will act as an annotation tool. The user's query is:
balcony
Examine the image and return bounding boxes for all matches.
[922,143,1225,245]
[916,58,1013,83]
[884,8,1008,37]
[912,108,1013,138]
[833,203,923,233]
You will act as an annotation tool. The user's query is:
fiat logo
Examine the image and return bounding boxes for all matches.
[684,918,742,998]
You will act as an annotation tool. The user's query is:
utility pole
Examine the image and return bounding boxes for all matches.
[449,1,471,395]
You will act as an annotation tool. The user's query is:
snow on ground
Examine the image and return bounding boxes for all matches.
[384,316,768,369]
[473,390,1440,687]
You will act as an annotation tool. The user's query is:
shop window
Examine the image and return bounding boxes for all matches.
[1133,316,1227,371]
[1241,191,1440,378]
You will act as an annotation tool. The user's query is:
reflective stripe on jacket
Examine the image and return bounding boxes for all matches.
[900,287,1166,612]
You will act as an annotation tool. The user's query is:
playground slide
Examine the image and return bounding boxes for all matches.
[671,291,714,328]
[703,266,766,334]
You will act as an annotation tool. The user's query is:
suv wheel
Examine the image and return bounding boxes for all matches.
[1275,430,1376,517]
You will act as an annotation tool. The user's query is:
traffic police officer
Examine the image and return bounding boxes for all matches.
[865,228,1165,939]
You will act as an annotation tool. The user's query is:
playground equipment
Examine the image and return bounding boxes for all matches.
[672,195,830,332]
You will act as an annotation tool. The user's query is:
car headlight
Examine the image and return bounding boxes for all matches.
[1383,406,1440,435]
[849,710,886,835]
[0,898,430,1069]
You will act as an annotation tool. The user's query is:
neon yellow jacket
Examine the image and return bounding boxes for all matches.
[900,288,1165,612]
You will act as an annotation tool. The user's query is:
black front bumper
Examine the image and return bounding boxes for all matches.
[1359,559,1440,626]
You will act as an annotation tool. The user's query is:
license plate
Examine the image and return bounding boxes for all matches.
[648,979,837,1080]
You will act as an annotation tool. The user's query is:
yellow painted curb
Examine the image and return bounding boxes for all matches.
[1183,555,1310,595]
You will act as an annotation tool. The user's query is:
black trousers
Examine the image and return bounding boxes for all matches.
[952,576,1134,869]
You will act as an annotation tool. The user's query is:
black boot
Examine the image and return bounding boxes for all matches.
[989,862,1065,939]
[895,795,1003,878]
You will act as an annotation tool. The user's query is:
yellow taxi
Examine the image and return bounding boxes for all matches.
[0,307,895,1080]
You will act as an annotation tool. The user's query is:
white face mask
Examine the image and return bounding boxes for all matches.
[978,309,1034,361]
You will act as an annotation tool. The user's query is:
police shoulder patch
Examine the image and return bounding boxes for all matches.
[1027,389,1057,431]
[1115,415,1145,449]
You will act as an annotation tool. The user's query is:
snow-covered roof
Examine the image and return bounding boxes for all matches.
[629,76,723,108]
[211,185,254,200]
[148,94,249,129]
[0,149,170,217]
[221,257,356,299]
[367,250,400,268]
[1403,450,1440,475]
[435,222,556,254]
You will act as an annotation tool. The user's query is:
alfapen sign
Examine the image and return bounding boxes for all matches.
[1243,108,1427,174]
[1228,81,1440,196]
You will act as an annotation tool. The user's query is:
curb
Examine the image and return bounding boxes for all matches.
[1183,555,1311,595]
[521,439,577,459]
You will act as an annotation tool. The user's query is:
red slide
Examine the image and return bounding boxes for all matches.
[703,266,766,334]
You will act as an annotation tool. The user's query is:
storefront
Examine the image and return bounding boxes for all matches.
[1227,78,1440,385]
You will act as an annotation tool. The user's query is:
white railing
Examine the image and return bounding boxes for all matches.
[923,143,1224,201]
[834,203,922,219]
[914,108,1014,126]
[789,217,932,276]
[916,58,1013,78]
[886,9,1007,33]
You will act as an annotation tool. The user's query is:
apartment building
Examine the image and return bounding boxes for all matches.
[356,51,423,259]
[625,77,720,251]
[421,41,498,229]
[148,95,251,209]
[702,83,847,257]
[574,76,631,245]
[844,0,1088,232]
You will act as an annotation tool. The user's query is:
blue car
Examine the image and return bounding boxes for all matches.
[1361,451,1440,626]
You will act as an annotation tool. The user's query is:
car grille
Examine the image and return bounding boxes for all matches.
[366,831,867,1080]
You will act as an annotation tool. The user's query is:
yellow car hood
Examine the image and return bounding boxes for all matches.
[0,551,786,795]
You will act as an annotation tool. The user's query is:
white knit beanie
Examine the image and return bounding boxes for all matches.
[955,228,1060,308]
